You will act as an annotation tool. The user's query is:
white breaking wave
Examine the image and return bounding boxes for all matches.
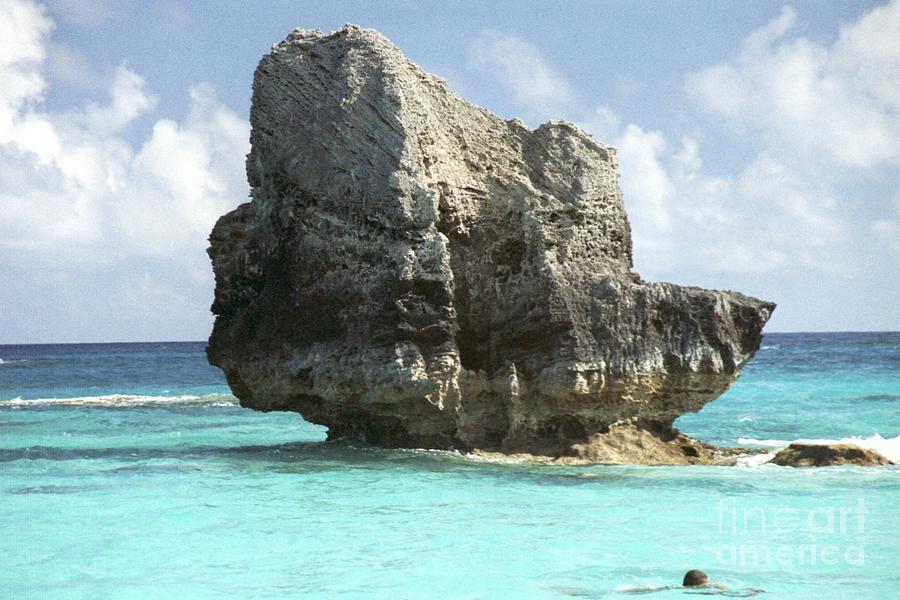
[738,434,900,463]
[735,452,778,467]
[613,583,675,593]
[0,393,239,408]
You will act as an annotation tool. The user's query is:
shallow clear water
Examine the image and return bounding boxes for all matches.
[2,333,898,599]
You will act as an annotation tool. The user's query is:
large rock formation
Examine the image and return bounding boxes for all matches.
[207,25,774,461]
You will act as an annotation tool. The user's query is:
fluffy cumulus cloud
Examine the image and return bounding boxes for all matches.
[680,1,900,271]
[583,114,852,279]
[470,3,899,330]
[0,0,249,342]
[688,3,900,170]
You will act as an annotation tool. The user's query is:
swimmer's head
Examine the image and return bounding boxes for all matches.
[683,570,709,587]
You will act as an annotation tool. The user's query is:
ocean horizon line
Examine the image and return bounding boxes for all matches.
[1,330,898,347]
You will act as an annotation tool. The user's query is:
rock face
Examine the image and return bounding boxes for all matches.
[473,423,752,466]
[769,443,893,467]
[207,25,775,459]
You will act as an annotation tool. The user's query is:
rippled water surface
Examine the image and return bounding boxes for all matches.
[2,334,898,598]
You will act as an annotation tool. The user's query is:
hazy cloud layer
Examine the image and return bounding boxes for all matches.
[688,4,900,170]
[469,29,574,119]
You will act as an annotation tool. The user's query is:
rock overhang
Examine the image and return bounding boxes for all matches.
[207,24,775,461]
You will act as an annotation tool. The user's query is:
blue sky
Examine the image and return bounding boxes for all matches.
[1,0,898,342]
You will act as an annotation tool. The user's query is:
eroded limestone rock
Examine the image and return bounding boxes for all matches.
[769,443,893,467]
[207,25,775,460]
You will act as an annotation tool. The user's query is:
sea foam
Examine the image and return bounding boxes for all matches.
[0,393,238,408]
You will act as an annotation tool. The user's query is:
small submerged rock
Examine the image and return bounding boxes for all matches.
[568,423,749,466]
[769,443,893,467]
[474,423,753,466]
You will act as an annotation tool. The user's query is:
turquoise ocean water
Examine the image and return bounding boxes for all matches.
[2,333,898,599]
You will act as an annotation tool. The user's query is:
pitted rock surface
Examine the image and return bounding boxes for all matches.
[207,25,775,458]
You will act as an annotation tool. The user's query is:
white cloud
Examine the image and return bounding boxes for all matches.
[45,0,117,29]
[0,0,249,341]
[615,124,674,236]
[1,0,248,255]
[84,65,157,133]
[469,30,574,117]
[44,41,102,90]
[872,192,900,258]
[687,1,900,170]
[0,0,53,136]
[582,112,851,278]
